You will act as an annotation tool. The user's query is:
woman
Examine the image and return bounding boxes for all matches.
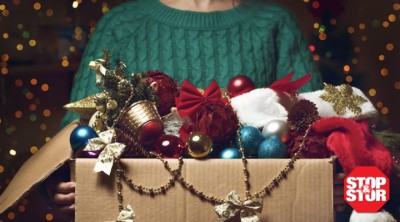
[46,0,346,217]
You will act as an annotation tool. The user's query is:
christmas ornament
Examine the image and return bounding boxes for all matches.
[186,131,212,158]
[146,70,179,116]
[214,191,263,221]
[237,126,264,157]
[176,80,238,144]
[286,131,333,159]
[262,119,290,142]
[84,129,126,175]
[227,75,255,98]
[119,100,164,145]
[320,83,367,116]
[258,135,287,158]
[153,135,187,158]
[162,108,186,137]
[75,148,103,158]
[300,84,378,123]
[63,93,104,119]
[219,147,241,159]
[287,99,320,133]
[70,125,98,151]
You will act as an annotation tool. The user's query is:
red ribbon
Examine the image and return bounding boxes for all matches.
[176,80,222,118]
[269,71,311,95]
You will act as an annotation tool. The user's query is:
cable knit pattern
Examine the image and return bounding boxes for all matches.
[61,0,323,127]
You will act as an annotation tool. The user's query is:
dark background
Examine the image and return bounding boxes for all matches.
[0,0,399,221]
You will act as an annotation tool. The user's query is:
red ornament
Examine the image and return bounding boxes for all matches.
[153,135,187,158]
[146,70,179,116]
[227,75,255,98]
[179,100,238,145]
[138,120,164,145]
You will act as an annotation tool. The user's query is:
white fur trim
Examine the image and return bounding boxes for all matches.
[299,86,378,123]
[350,210,396,222]
[230,88,289,128]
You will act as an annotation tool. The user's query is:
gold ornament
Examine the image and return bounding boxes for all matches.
[186,131,212,158]
[118,100,163,143]
[63,93,105,119]
[320,83,367,116]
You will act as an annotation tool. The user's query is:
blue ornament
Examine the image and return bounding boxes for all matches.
[219,148,241,159]
[258,135,287,158]
[236,126,264,157]
[70,126,98,151]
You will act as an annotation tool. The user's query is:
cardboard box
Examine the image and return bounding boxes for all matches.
[74,158,334,222]
[0,122,335,221]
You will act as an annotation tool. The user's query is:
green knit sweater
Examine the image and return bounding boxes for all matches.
[61,0,322,128]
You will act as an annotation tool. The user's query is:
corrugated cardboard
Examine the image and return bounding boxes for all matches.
[0,121,78,215]
[75,158,334,222]
[0,120,335,221]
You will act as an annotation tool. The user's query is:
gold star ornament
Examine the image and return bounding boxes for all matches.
[63,93,106,119]
[320,83,367,116]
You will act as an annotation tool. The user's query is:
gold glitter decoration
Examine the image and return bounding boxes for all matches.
[63,93,105,119]
[320,83,367,116]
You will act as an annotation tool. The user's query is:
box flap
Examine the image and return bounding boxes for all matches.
[75,158,334,222]
[0,121,78,214]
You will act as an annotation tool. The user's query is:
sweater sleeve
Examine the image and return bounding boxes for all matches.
[274,7,323,92]
[59,10,120,129]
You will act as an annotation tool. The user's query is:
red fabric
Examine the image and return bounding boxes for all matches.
[269,71,311,95]
[175,80,222,118]
[312,117,393,176]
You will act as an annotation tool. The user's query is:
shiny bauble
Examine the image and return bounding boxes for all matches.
[75,148,103,158]
[219,147,241,159]
[70,126,98,151]
[258,135,287,158]
[227,75,256,98]
[236,126,264,157]
[186,131,213,158]
[262,119,290,143]
[153,135,187,158]
[138,121,164,145]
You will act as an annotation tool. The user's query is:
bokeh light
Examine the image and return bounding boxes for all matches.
[369,88,377,96]
[41,84,49,91]
[30,146,38,154]
[45,213,54,221]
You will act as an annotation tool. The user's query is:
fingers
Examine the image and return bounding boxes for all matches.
[57,204,75,214]
[55,181,75,194]
[54,192,75,205]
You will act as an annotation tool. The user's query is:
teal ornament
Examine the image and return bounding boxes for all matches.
[237,126,264,157]
[70,126,98,151]
[258,135,287,158]
[219,148,241,159]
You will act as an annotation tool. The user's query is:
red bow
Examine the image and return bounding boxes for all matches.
[269,71,311,95]
[176,80,222,118]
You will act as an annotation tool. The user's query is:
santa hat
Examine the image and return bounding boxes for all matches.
[299,84,379,124]
[311,117,392,176]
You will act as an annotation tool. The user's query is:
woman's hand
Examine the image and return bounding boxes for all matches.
[334,173,347,212]
[42,165,75,215]
[45,180,76,214]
